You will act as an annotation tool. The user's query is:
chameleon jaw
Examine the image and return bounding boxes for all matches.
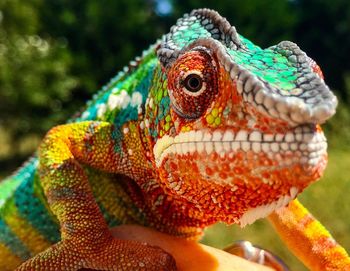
[153,127,327,225]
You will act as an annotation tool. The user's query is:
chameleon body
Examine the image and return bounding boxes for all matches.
[0,9,349,270]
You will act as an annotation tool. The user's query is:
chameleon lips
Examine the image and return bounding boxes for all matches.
[153,126,327,171]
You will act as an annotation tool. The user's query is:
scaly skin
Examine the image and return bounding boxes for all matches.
[0,9,348,270]
[269,200,350,270]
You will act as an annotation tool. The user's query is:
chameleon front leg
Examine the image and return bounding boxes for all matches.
[268,199,350,271]
[17,121,176,271]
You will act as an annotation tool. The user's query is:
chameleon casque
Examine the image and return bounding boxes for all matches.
[0,8,349,270]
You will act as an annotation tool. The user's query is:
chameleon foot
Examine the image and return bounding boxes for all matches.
[16,237,177,271]
[224,240,289,271]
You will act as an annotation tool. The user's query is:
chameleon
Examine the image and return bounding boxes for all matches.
[0,8,349,270]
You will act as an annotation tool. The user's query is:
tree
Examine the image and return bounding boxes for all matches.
[0,0,76,173]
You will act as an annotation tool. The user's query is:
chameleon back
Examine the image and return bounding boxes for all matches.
[0,43,161,265]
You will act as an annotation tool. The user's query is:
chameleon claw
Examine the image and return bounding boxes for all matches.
[16,238,177,271]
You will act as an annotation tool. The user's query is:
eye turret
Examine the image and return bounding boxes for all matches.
[167,49,218,119]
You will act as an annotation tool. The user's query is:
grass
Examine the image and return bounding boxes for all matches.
[201,148,350,270]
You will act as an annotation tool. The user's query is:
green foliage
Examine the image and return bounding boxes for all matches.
[0,0,76,170]
[292,0,350,100]
[324,101,350,151]
[38,0,167,91]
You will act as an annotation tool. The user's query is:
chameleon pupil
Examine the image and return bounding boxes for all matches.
[184,74,202,92]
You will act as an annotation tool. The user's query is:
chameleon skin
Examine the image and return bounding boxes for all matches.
[0,8,348,270]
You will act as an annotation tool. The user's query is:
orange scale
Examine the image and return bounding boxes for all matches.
[229,196,238,204]
[209,165,218,173]
[227,155,236,163]
[191,151,200,160]
[258,195,271,204]
[260,183,273,191]
[271,183,282,191]
[259,126,268,133]
[169,171,180,180]
[177,159,187,168]
[205,167,214,176]
[215,195,225,204]
[261,159,272,167]
[194,172,203,181]
[244,161,255,170]
[242,166,251,174]
[209,152,219,161]
[235,152,245,161]
[253,124,261,130]
[244,189,256,199]
[277,170,288,180]
[230,126,239,133]
[245,151,255,160]
[218,155,227,162]
[251,176,263,185]
[190,162,199,173]
[218,172,228,180]
[239,120,247,126]
[221,163,230,172]
[200,194,211,201]
[234,187,246,195]
[281,122,289,127]
[232,175,244,186]
[293,164,303,174]
[181,153,189,161]
[258,153,268,160]
[169,162,178,170]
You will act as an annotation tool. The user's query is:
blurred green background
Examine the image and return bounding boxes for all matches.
[0,0,349,269]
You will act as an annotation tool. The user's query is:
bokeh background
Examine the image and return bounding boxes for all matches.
[0,0,349,269]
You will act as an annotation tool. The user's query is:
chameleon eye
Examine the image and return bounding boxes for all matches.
[182,72,205,94]
[167,49,218,119]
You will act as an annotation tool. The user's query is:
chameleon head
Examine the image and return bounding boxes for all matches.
[149,9,337,226]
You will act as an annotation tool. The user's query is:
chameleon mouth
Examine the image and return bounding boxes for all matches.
[238,186,299,227]
[153,125,327,168]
